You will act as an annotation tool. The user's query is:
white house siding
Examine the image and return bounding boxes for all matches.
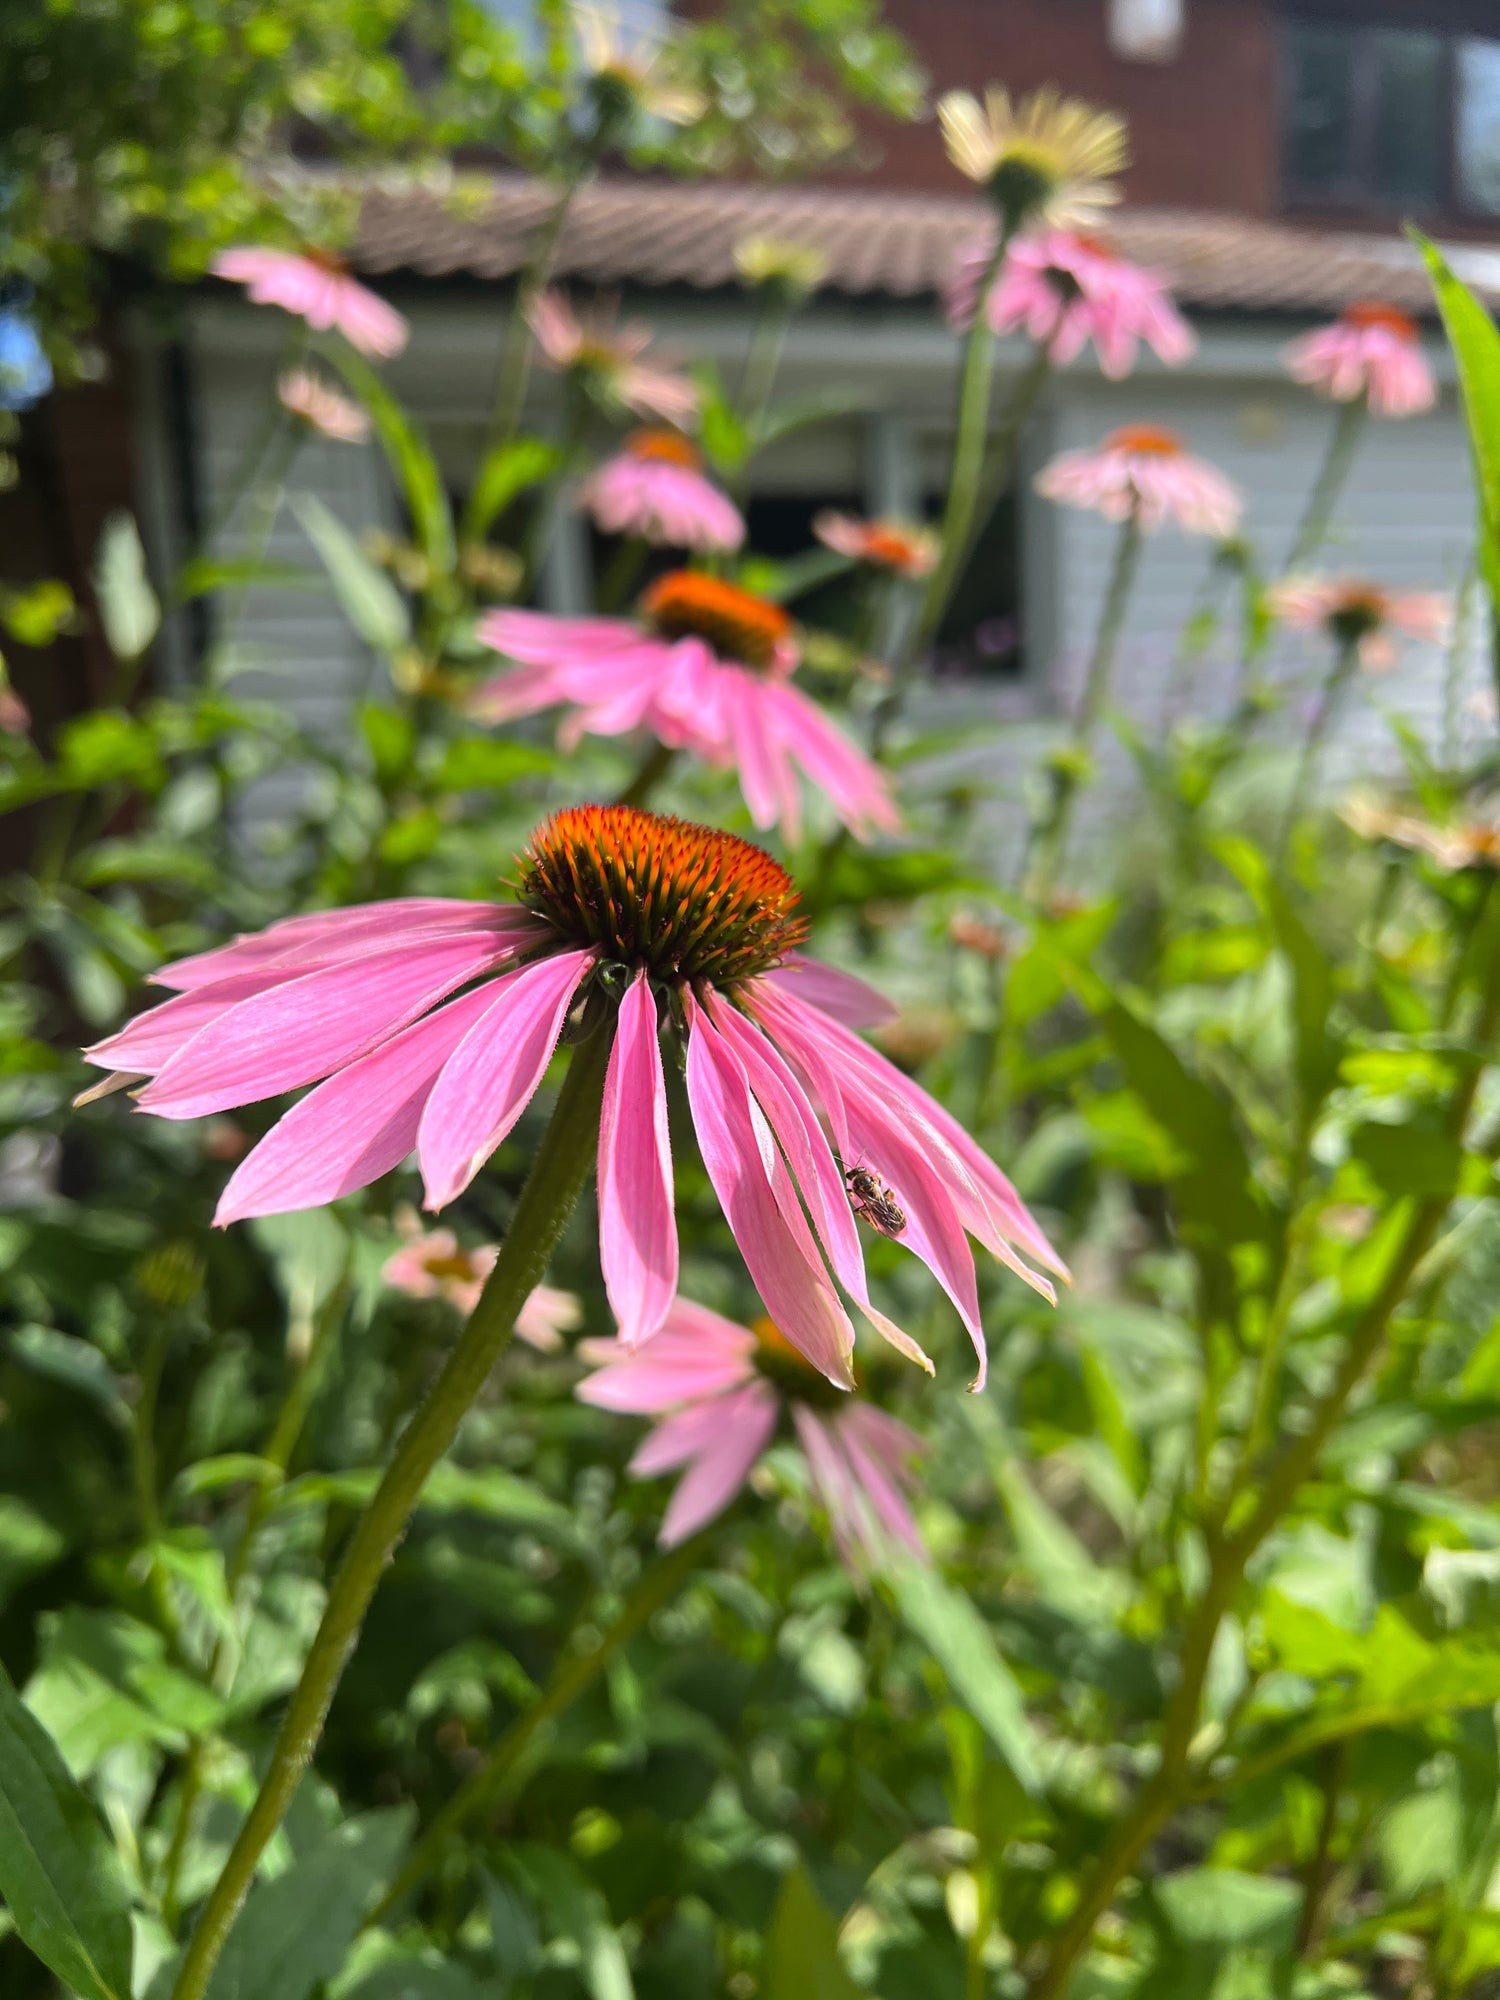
[141,292,1487,862]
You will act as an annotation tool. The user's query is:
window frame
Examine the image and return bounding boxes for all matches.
[1278,13,1500,226]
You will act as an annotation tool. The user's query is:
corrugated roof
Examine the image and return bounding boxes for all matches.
[353,174,1500,315]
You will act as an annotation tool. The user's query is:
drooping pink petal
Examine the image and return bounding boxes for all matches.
[417,948,595,1209]
[598,971,677,1347]
[139,930,526,1121]
[684,999,856,1390]
[152,901,539,992]
[646,1381,780,1544]
[576,1312,758,1414]
[214,981,506,1223]
[763,956,898,1030]
[835,1404,928,1561]
[85,968,300,1077]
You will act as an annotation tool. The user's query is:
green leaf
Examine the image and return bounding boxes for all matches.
[462,436,560,543]
[1416,231,1500,613]
[55,711,166,792]
[508,1844,633,2000]
[202,1809,413,2000]
[8,1325,129,1427]
[482,1869,541,1984]
[0,1499,65,1612]
[93,513,159,662]
[1215,835,1340,1107]
[1155,1869,1300,1950]
[434,737,557,791]
[890,1560,1041,1793]
[760,1866,864,2000]
[25,1609,223,1776]
[333,356,455,575]
[360,701,415,782]
[292,494,410,653]
[0,1663,133,2000]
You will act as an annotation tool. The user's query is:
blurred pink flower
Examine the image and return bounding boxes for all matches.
[212,249,408,359]
[81,808,1064,1388]
[1267,575,1452,670]
[947,229,1194,379]
[527,291,696,424]
[385,1226,580,1345]
[576,1298,928,1570]
[1036,424,1241,537]
[580,430,743,552]
[1283,302,1435,417]
[814,513,940,578]
[0,684,30,736]
[278,369,370,442]
[474,571,899,844]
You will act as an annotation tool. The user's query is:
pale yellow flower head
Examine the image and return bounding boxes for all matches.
[937,85,1128,232]
[733,234,830,298]
[574,2,706,126]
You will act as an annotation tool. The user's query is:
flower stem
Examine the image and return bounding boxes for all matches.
[1274,636,1359,867]
[1026,905,1500,2000]
[1285,398,1366,574]
[168,1026,613,2000]
[371,1530,710,1921]
[488,182,581,450]
[729,295,794,505]
[1025,513,1143,897]
[614,739,676,809]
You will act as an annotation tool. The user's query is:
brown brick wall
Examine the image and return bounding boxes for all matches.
[862,0,1279,212]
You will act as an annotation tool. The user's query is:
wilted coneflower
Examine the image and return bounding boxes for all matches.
[577,1298,928,1572]
[733,234,831,301]
[212,249,408,360]
[946,229,1194,380]
[580,430,744,552]
[474,574,900,842]
[1266,576,1451,672]
[1342,792,1500,872]
[526,290,697,425]
[277,368,370,443]
[81,807,1064,1385]
[938,86,1128,233]
[1036,425,1241,538]
[574,1,706,128]
[815,513,940,578]
[1284,302,1436,418]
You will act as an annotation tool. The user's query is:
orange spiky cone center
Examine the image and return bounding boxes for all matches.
[642,570,792,670]
[1343,301,1418,341]
[627,429,702,469]
[1106,424,1183,457]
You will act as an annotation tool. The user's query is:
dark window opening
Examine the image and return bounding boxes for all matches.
[1282,17,1500,220]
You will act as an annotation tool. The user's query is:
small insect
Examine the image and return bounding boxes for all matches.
[843,1162,908,1239]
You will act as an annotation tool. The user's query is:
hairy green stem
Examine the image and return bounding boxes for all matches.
[1285,398,1366,575]
[168,1028,612,2000]
[1026,513,1143,898]
[373,1531,709,1920]
[1275,637,1360,867]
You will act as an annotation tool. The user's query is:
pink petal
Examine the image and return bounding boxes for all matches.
[417,949,594,1209]
[214,982,506,1223]
[153,901,536,991]
[597,972,677,1347]
[763,957,898,1030]
[650,1381,780,1544]
[139,930,524,1121]
[684,1000,856,1390]
[85,967,298,1076]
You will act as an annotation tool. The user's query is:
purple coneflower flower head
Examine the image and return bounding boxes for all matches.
[580,430,744,552]
[81,808,1065,1388]
[474,573,899,844]
[1036,424,1241,537]
[1284,302,1435,418]
[577,1298,928,1573]
[212,249,408,359]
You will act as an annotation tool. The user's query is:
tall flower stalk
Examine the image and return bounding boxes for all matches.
[168,1027,613,2000]
[1283,396,1365,574]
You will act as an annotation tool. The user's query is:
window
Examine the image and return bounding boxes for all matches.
[1282,19,1500,219]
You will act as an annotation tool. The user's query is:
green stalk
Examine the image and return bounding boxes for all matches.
[614,740,676,809]
[488,181,582,451]
[729,292,794,506]
[372,1531,710,1920]
[1025,513,1144,897]
[1274,635,1360,867]
[1025,893,1500,2000]
[1285,398,1366,575]
[168,1028,613,2000]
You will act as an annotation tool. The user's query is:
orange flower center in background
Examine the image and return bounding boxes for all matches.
[519,805,807,985]
[302,247,351,276]
[1342,301,1419,340]
[862,524,929,568]
[1106,424,1183,457]
[627,429,702,469]
[422,1250,478,1282]
[642,570,793,670]
[751,1315,846,1406]
[1069,231,1115,259]
[1326,583,1390,643]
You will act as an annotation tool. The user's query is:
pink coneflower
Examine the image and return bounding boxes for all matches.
[382,1221,581,1348]
[278,369,370,443]
[946,229,1195,380]
[576,1299,927,1570]
[80,808,1065,1388]
[1266,576,1451,670]
[1036,425,1241,537]
[527,291,696,425]
[474,572,899,844]
[1284,302,1435,418]
[814,513,940,578]
[1342,792,1500,872]
[212,249,408,360]
[580,430,743,552]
